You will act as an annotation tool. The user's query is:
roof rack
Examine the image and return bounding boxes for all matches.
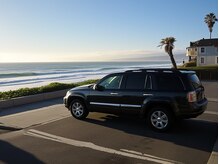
[125,68,180,73]
[125,68,195,74]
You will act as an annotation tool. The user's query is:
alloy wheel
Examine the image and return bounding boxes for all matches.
[150,111,169,130]
[72,102,84,118]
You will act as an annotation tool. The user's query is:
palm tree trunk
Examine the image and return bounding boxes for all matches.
[169,52,177,69]
[210,31,212,39]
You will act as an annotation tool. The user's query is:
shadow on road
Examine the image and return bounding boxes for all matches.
[85,115,218,153]
[0,125,22,132]
[0,140,44,163]
[0,122,22,134]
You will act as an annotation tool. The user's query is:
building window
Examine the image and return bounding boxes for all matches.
[201,47,205,53]
[200,57,205,64]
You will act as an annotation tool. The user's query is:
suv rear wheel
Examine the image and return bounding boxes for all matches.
[147,107,173,132]
[70,99,89,119]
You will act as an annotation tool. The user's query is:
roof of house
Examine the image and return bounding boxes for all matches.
[189,38,218,47]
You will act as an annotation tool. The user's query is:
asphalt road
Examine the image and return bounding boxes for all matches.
[0,82,217,164]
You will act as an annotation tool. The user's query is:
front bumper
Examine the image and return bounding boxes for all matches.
[63,96,68,108]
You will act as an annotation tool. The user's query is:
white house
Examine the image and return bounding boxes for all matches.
[186,38,218,66]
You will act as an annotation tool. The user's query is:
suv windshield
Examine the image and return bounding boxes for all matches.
[99,75,122,89]
[189,74,201,89]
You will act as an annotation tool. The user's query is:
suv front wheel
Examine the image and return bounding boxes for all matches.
[70,99,89,119]
[147,107,173,132]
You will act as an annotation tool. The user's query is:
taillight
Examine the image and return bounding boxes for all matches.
[187,91,197,102]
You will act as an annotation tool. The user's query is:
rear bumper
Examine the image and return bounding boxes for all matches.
[177,98,208,118]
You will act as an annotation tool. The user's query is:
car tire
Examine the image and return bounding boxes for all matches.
[147,107,174,132]
[70,99,89,120]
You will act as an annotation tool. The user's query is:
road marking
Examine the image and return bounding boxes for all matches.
[204,111,218,115]
[207,98,218,102]
[25,129,182,164]
[120,149,180,163]
[207,139,218,164]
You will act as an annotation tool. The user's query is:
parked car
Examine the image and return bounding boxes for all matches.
[63,69,208,132]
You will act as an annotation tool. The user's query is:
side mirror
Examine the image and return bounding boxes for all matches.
[93,84,105,91]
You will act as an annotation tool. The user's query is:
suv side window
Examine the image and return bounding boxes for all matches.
[99,75,123,89]
[146,75,152,90]
[125,73,146,90]
[156,74,184,91]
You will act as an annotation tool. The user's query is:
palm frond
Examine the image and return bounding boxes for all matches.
[158,37,176,47]
[204,13,218,38]
[204,13,218,24]
[158,37,177,69]
[158,37,176,53]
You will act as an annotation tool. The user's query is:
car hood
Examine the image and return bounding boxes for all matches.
[70,84,94,91]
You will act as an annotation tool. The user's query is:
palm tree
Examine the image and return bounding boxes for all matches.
[204,13,218,39]
[158,37,177,69]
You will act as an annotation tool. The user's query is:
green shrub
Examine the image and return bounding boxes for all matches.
[180,66,218,80]
[0,79,99,100]
[182,61,196,67]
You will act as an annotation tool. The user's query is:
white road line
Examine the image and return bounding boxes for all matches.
[204,111,218,115]
[25,129,182,164]
[207,98,218,102]
[120,149,180,163]
[207,139,218,164]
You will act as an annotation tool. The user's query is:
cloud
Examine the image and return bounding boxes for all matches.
[104,49,187,61]
[0,49,187,62]
[92,50,161,60]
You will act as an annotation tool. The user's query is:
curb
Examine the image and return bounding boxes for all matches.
[0,89,68,111]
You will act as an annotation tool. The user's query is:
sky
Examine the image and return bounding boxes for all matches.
[0,0,218,62]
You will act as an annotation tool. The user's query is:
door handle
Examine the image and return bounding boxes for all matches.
[110,92,118,95]
[143,94,153,96]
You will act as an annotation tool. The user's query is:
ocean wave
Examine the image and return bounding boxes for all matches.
[0,61,176,91]
[0,72,38,78]
[0,69,95,78]
[98,67,121,71]
[0,62,173,79]
[0,71,106,86]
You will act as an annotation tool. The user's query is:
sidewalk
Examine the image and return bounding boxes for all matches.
[0,98,70,129]
[202,81,218,164]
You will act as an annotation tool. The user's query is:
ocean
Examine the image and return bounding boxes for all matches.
[0,61,179,92]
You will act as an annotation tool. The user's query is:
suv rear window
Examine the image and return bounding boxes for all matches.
[156,74,184,91]
[189,74,201,89]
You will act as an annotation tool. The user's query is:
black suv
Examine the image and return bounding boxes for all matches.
[64,69,208,131]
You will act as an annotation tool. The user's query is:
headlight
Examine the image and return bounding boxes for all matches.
[66,91,71,97]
